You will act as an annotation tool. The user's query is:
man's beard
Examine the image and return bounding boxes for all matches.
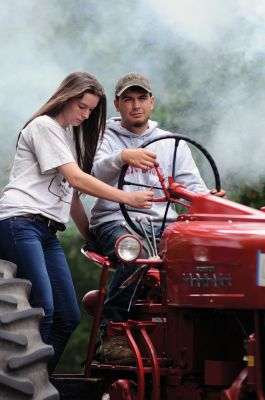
[132,118,148,128]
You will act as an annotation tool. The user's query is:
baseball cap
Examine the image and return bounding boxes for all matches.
[115,72,152,96]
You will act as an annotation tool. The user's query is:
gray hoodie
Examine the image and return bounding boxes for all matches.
[90,117,209,228]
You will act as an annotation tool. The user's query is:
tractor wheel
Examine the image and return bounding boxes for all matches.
[0,259,59,400]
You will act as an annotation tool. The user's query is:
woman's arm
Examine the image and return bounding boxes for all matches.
[58,162,153,208]
[70,192,90,239]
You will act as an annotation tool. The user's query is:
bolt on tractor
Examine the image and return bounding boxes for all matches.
[1,134,265,399]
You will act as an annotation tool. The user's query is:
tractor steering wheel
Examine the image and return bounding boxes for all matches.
[118,134,221,238]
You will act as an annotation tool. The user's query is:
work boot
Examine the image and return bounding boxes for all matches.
[100,335,135,365]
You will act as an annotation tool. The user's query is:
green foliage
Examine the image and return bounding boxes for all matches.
[230,178,265,209]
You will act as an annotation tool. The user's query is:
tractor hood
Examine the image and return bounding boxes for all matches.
[160,212,265,310]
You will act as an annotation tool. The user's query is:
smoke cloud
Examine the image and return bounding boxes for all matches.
[1,0,265,189]
[150,0,265,186]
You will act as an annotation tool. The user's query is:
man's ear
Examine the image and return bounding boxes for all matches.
[150,96,155,111]
[114,98,120,112]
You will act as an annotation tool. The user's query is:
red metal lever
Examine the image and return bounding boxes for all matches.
[152,166,171,202]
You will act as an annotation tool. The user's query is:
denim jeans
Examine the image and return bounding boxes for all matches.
[0,217,81,373]
[91,220,159,336]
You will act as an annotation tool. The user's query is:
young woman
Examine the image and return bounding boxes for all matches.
[0,71,153,373]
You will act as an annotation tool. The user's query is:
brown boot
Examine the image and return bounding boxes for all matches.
[100,335,135,365]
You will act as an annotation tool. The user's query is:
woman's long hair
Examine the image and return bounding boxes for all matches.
[18,72,106,174]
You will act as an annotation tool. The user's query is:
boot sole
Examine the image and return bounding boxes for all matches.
[104,357,135,366]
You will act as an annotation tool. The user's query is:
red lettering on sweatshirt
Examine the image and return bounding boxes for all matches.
[125,166,164,176]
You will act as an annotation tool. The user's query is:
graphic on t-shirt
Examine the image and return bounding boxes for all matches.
[48,176,72,204]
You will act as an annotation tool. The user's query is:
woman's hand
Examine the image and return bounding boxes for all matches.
[124,190,154,208]
[121,148,158,170]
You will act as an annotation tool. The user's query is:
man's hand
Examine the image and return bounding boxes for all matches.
[210,188,227,198]
[121,148,158,170]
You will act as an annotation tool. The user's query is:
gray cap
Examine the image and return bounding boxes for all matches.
[115,72,152,96]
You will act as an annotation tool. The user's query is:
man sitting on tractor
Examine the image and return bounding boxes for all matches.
[89,72,226,365]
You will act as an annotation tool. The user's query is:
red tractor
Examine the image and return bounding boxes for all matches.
[1,134,265,399]
[79,134,265,400]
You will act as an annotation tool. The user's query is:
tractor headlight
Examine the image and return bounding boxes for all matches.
[115,234,142,262]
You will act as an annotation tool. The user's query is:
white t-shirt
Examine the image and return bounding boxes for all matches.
[0,115,77,224]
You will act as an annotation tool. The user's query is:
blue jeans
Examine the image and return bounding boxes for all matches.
[91,220,158,336]
[0,217,81,373]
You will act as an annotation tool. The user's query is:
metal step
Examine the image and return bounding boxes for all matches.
[50,375,104,400]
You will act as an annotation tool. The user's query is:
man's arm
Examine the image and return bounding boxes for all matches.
[174,141,226,197]
[92,138,157,183]
[91,137,125,183]
[174,141,209,193]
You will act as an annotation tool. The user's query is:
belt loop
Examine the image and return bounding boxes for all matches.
[48,219,51,227]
